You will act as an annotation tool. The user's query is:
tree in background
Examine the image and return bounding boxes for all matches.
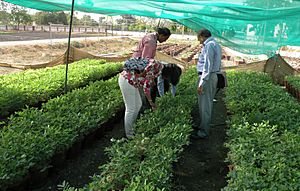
[98,16,106,24]
[80,15,98,26]
[0,10,10,25]
[10,6,32,29]
[116,15,136,25]
[0,0,32,28]
[34,11,68,25]
[67,12,80,25]
[57,12,68,25]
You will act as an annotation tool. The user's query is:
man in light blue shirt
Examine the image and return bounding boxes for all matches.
[192,28,222,139]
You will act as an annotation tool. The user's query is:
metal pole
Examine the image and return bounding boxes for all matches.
[64,0,75,93]
[49,22,52,45]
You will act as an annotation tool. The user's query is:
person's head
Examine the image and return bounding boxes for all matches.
[157,27,171,43]
[197,28,211,44]
[162,63,182,86]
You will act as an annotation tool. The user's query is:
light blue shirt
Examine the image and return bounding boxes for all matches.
[197,37,222,87]
[157,75,176,97]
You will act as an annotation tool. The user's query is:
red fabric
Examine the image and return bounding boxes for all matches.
[133,33,157,59]
[121,59,163,95]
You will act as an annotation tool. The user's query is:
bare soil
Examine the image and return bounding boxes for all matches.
[0,31,108,42]
[0,37,138,75]
[0,38,137,65]
[32,121,126,191]
[172,91,228,191]
[0,66,22,75]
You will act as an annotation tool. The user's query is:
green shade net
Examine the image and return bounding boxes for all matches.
[3,0,300,55]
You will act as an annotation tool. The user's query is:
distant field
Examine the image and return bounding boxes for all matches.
[0,30,109,42]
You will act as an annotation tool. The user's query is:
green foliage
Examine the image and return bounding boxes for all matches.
[80,14,98,26]
[225,71,300,132]
[0,10,10,24]
[0,76,124,190]
[63,67,197,191]
[223,71,300,190]
[34,11,68,25]
[285,75,300,90]
[10,6,32,27]
[0,59,122,117]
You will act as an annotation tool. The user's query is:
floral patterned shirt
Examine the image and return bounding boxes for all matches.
[121,59,163,95]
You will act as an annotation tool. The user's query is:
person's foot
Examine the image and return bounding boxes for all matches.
[192,125,199,130]
[126,133,135,139]
[190,131,208,140]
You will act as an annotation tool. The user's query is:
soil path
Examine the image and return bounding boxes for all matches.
[32,121,125,191]
[172,91,228,191]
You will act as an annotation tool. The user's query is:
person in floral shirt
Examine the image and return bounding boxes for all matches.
[119,59,163,138]
[118,28,171,138]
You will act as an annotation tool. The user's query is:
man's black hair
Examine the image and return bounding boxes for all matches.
[162,64,182,86]
[197,28,212,38]
[157,27,171,36]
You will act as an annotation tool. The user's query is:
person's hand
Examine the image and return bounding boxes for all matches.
[149,102,157,111]
[197,86,203,95]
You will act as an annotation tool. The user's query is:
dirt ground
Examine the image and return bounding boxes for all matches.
[28,91,228,191]
[0,37,137,65]
[172,91,228,191]
[32,121,126,191]
[0,66,22,75]
[0,31,109,42]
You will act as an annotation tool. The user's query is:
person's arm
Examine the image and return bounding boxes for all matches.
[157,74,164,97]
[143,60,163,110]
[199,44,214,88]
[144,91,157,110]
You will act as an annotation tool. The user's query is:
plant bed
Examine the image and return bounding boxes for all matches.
[7,107,125,191]
[284,75,300,101]
[59,67,227,191]
[0,60,123,119]
[224,71,300,190]
[0,77,124,190]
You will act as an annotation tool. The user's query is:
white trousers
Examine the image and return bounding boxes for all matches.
[118,75,142,138]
